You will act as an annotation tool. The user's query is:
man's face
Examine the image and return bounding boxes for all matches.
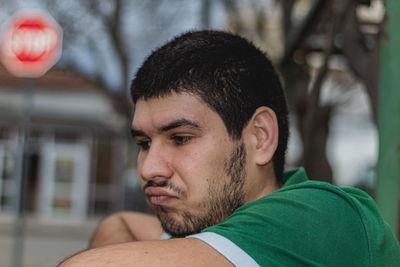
[131,92,247,237]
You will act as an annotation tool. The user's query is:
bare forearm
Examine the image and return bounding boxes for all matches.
[89,213,136,248]
[89,211,163,248]
[59,239,233,267]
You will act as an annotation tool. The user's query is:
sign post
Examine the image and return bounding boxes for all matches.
[0,9,62,267]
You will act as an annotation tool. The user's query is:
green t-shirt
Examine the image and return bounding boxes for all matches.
[188,168,400,266]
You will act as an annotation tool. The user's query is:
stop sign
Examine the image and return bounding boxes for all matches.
[0,9,62,77]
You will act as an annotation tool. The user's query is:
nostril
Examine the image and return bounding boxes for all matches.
[151,177,170,186]
[144,179,169,190]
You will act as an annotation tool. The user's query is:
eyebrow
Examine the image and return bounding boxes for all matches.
[131,118,201,138]
[159,118,201,132]
[131,128,146,138]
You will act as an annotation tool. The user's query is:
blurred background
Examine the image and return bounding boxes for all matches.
[0,0,398,266]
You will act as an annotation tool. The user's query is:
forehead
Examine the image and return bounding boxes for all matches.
[132,93,224,131]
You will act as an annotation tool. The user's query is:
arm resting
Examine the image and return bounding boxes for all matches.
[60,238,234,267]
[89,211,163,248]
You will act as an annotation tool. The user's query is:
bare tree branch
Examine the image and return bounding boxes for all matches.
[340,1,383,121]
[201,0,212,29]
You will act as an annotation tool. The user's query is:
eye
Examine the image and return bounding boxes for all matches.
[136,140,151,151]
[172,135,193,145]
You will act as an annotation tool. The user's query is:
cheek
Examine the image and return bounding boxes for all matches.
[136,154,146,185]
[174,142,230,195]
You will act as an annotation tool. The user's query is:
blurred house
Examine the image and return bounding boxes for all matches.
[0,65,135,222]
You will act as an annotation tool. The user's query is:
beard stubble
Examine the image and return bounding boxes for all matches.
[151,141,247,237]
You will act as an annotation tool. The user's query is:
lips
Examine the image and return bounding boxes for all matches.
[144,187,178,205]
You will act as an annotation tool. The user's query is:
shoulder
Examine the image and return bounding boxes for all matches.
[227,180,368,228]
[196,182,373,266]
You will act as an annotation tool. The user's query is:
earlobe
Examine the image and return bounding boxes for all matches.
[251,107,279,166]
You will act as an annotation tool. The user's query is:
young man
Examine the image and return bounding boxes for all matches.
[60,30,400,266]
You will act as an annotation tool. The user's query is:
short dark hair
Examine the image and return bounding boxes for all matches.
[130,30,288,182]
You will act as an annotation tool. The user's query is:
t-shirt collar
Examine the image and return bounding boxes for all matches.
[282,167,308,188]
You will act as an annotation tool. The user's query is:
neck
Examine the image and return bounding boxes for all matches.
[244,163,281,204]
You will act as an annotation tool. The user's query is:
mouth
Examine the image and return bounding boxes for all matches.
[145,187,178,205]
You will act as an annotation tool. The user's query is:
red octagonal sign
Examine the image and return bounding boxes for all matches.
[0,9,62,77]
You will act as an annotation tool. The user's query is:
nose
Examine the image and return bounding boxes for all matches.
[139,142,173,183]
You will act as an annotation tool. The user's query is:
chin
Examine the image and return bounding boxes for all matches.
[161,215,195,237]
[155,208,198,237]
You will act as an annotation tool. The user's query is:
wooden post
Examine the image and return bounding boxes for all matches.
[376,0,400,238]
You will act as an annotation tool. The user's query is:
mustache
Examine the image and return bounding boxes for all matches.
[144,180,187,198]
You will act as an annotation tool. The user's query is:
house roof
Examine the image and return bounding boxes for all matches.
[0,64,103,92]
[0,65,129,134]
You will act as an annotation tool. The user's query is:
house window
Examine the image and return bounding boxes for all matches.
[0,149,15,213]
[0,127,18,215]
[38,141,90,221]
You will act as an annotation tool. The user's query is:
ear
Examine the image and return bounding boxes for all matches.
[248,107,279,166]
